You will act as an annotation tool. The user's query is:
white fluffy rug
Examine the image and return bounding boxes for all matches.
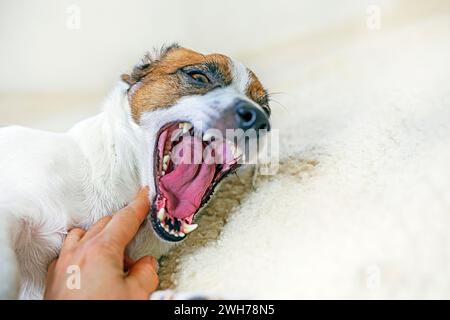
[158,6,450,299]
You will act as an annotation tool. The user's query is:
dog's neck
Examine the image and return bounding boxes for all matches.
[67,82,173,258]
[68,82,150,225]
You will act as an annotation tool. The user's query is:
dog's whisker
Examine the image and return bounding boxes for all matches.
[269,98,288,110]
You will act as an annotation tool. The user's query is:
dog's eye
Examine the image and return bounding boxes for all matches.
[188,71,210,84]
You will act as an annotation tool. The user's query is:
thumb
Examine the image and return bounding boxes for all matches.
[127,256,159,294]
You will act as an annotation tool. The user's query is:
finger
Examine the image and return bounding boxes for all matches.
[81,215,112,242]
[102,186,150,249]
[127,256,159,294]
[60,228,86,254]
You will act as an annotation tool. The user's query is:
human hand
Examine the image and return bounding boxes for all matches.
[44,187,158,300]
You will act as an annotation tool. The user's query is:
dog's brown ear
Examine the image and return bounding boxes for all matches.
[121,43,180,86]
[121,73,135,85]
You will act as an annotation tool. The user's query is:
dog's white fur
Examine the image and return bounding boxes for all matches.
[0,59,253,299]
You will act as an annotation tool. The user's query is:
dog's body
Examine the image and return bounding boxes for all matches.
[0,45,270,299]
[0,84,170,298]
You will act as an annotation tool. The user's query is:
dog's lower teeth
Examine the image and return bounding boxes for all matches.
[157,208,165,221]
[156,209,196,237]
[183,222,198,234]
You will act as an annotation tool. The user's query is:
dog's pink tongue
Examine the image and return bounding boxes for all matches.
[159,137,215,219]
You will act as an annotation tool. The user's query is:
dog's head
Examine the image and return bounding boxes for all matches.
[122,44,271,242]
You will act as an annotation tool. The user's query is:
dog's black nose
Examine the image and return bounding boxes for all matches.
[235,100,270,131]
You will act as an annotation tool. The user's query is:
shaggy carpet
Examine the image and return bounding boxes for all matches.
[158,3,450,299]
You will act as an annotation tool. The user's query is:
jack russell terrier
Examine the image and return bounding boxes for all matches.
[0,44,271,299]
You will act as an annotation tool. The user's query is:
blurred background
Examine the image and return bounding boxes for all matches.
[2,0,450,298]
[0,0,407,130]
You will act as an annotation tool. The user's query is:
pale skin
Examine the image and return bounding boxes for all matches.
[44,187,159,299]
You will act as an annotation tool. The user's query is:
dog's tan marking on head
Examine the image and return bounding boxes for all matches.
[246,70,270,112]
[124,47,234,122]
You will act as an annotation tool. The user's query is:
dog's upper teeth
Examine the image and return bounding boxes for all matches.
[182,222,198,234]
[202,131,213,142]
[226,141,241,158]
[157,207,165,221]
[163,154,170,165]
[231,145,242,158]
[162,154,170,171]
[182,122,192,134]
[172,129,183,141]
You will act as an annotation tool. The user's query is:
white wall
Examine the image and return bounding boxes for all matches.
[0,0,397,92]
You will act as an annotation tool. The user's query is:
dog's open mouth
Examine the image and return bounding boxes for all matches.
[151,122,241,242]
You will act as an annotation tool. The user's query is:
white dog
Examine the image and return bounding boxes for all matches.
[0,45,271,299]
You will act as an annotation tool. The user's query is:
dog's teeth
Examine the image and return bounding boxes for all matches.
[202,132,213,142]
[161,170,165,176]
[172,129,183,141]
[162,154,170,171]
[232,145,242,158]
[226,141,241,158]
[169,229,176,236]
[182,122,192,134]
[178,232,185,237]
[228,143,236,156]
[173,230,183,237]
[163,154,170,165]
[157,208,165,221]
[164,225,170,233]
[182,223,198,234]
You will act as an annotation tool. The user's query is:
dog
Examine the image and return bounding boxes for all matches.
[0,44,271,299]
